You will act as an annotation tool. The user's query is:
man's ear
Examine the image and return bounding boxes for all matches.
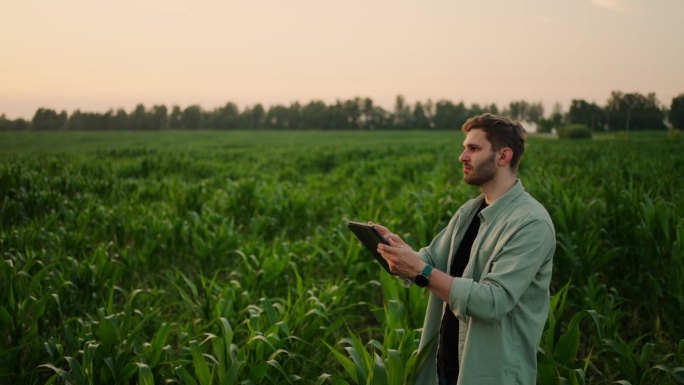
[498,148,513,166]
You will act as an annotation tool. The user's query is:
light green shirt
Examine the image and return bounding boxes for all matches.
[416,179,555,385]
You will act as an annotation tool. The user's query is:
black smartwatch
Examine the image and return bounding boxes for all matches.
[414,264,433,287]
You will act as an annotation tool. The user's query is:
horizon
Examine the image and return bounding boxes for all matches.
[2,0,683,120]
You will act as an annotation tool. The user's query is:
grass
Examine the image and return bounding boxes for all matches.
[1,130,683,385]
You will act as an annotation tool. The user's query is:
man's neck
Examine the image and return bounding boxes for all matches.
[480,173,517,205]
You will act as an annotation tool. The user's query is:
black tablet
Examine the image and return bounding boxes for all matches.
[347,221,395,275]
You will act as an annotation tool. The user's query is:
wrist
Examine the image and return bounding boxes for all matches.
[414,264,433,287]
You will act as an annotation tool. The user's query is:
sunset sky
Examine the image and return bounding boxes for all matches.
[1,0,683,120]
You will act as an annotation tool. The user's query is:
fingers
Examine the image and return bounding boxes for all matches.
[368,222,406,246]
[368,221,391,235]
[387,234,407,246]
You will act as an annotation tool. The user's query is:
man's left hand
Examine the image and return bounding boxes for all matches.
[377,238,425,279]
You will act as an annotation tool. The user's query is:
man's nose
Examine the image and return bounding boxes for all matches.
[458,151,467,163]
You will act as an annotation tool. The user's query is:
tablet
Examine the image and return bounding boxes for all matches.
[347,221,395,275]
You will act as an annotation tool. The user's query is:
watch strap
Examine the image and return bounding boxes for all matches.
[421,264,433,279]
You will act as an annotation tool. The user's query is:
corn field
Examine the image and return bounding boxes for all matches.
[1,130,683,385]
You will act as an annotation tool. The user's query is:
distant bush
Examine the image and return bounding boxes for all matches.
[537,118,554,134]
[558,124,592,139]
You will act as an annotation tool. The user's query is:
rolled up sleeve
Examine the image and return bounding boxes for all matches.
[448,220,555,322]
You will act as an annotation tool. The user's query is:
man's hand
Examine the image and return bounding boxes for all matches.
[367,221,407,246]
[369,222,425,279]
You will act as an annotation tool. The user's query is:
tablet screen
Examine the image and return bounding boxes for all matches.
[347,221,395,275]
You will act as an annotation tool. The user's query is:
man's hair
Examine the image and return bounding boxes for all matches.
[461,113,527,171]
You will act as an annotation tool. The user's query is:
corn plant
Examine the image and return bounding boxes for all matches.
[1,130,683,385]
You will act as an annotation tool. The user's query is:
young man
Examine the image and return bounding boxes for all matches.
[374,113,555,385]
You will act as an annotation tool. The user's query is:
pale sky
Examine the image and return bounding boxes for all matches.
[1,0,683,120]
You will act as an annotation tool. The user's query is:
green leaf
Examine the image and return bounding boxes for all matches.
[176,365,199,385]
[138,362,154,385]
[65,356,87,385]
[568,368,585,385]
[324,340,359,383]
[638,342,654,365]
[386,349,403,385]
[121,362,139,382]
[405,334,438,385]
[0,306,12,325]
[99,314,120,349]
[343,339,369,385]
[223,359,244,385]
[670,367,684,384]
[555,313,582,364]
[372,352,388,385]
[148,322,172,368]
[248,362,269,383]
[190,340,212,385]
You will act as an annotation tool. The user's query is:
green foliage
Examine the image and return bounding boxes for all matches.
[606,91,666,131]
[505,100,544,123]
[0,130,683,385]
[537,281,601,385]
[567,99,606,130]
[669,94,684,130]
[557,124,593,139]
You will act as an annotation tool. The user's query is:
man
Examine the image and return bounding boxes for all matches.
[374,113,555,385]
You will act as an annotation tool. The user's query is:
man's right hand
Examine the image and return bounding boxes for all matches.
[367,221,408,247]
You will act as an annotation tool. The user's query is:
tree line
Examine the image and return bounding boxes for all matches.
[1,92,683,132]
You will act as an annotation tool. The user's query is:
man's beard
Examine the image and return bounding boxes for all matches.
[464,152,497,186]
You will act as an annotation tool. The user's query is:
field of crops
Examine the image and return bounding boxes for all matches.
[1,130,683,385]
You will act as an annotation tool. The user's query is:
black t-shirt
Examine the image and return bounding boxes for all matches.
[437,201,487,377]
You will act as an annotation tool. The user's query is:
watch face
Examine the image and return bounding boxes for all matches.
[415,274,429,287]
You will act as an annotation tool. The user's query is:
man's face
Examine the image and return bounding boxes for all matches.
[459,129,497,186]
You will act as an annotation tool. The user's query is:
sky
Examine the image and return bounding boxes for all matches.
[1,0,683,120]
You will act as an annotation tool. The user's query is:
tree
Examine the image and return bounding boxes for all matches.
[432,100,468,130]
[327,101,348,130]
[266,105,291,129]
[363,101,391,130]
[150,105,169,130]
[209,102,239,130]
[527,102,544,123]
[67,110,111,130]
[505,100,544,123]
[169,106,182,129]
[393,95,412,130]
[551,103,564,126]
[240,104,266,130]
[538,103,565,134]
[412,101,431,130]
[0,114,29,131]
[300,101,328,129]
[606,91,665,131]
[288,102,303,129]
[567,99,605,130]
[31,108,67,130]
[359,98,375,130]
[505,101,527,121]
[129,104,148,130]
[342,98,362,130]
[181,105,203,130]
[669,94,684,129]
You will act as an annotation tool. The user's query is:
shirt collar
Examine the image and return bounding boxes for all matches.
[478,179,524,223]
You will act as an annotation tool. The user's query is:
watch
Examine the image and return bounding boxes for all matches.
[414,264,433,287]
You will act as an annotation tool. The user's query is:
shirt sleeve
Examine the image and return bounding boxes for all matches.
[448,219,555,322]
